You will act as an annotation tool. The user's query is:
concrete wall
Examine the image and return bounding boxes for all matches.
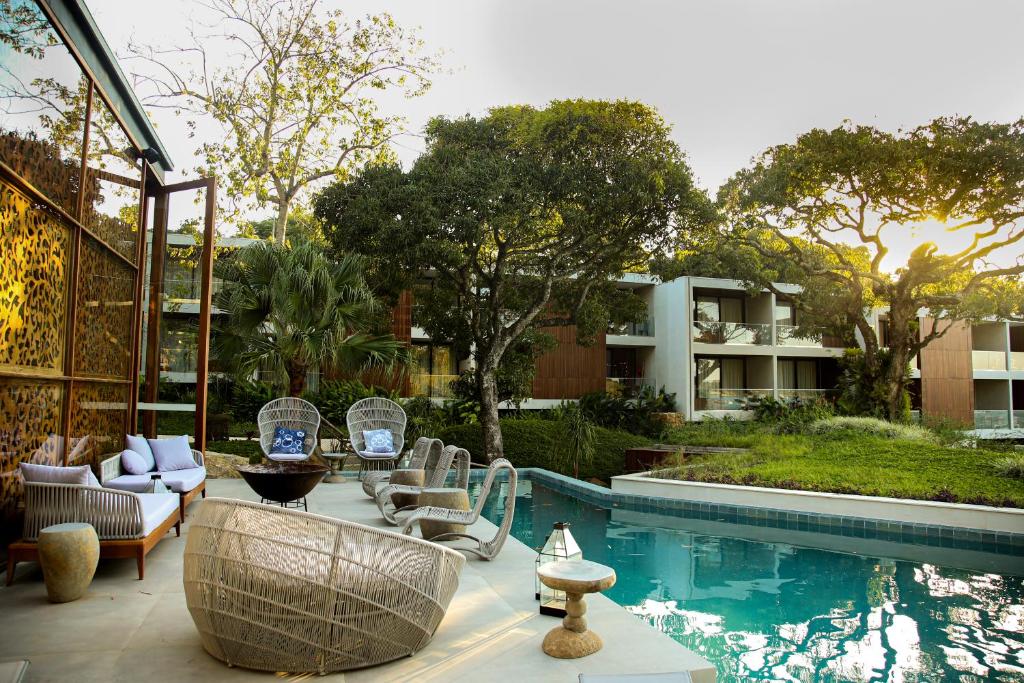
[972,322,1008,352]
[648,277,691,418]
[746,356,774,389]
[974,379,1010,410]
[745,292,774,326]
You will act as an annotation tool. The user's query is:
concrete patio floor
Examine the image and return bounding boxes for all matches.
[0,477,715,682]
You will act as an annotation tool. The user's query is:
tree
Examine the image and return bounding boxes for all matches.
[718,117,1024,420]
[317,100,714,459]
[213,240,407,396]
[238,207,326,246]
[128,0,438,244]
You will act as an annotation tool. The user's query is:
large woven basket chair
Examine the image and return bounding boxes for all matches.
[258,397,321,462]
[183,498,465,674]
[346,397,407,479]
[362,436,444,497]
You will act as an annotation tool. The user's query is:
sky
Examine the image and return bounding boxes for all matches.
[88,0,1024,270]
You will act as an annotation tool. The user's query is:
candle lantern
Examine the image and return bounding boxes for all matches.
[535,522,582,617]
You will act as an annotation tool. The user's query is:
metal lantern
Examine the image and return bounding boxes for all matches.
[535,522,582,617]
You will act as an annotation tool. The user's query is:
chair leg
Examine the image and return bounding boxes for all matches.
[175,521,181,537]
[5,559,16,586]
[136,548,145,580]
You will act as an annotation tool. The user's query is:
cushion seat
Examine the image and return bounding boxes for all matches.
[267,451,309,462]
[358,450,398,459]
[138,493,180,537]
[103,474,153,493]
[104,467,206,494]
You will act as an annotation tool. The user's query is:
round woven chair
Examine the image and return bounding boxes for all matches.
[183,498,465,675]
[346,397,407,479]
[258,397,321,462]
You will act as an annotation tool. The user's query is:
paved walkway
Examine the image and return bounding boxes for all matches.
[0,478,715,682]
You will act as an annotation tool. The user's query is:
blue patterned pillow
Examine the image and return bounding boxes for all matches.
[362,429,394,453]
[271,426,307,455]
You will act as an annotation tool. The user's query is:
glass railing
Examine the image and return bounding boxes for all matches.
[909,410,922,424]
[775,325,843,348]
[605,377,656,398]
[776,388,837,402]
[1011,352,1024,371]
[694,388,772,411]
[692,321,772,345]
[1014,410,1024,429]
[972,350,1007,371]
[607,319,655,337]
[410,374,457,399]
[974,410,1011,429]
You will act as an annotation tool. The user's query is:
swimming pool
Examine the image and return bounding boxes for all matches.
[475,474,1024,682]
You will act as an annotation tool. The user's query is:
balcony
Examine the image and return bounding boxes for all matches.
[1015,410,1024,429]
[972,350,1007,371]
[692,321,772,346]
[1012,352,1024,372]
[608,319,655,337]
[410,373,457,399]
[776,388,837,402]
[775,325,843,348]
[605,376,656,398]
[974,410,1011,430]
[694,388,772,411]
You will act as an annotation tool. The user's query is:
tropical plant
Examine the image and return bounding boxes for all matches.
[807,416,939,443]
[578,386,677,437]
[993,455,1024,479]
[213,241,407,396]
[552,402,596,480]
[304,379,398,427]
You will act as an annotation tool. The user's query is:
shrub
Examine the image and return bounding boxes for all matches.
[202,439,262,460]
[993,455,1024,479]
[578,386,677,437]
[807,416,939,443]
[436,418,650,481]
[752,396,835,434]
[230,381,277,424]
[304,379,398,428]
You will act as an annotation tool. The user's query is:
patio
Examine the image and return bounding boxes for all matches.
[0,478,716,682]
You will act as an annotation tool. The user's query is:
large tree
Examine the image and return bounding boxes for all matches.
[317,100,713,459]
[128,0,437,244]
[717,117,1024,420]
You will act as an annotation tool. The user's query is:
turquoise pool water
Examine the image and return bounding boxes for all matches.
[475,478,1024,682]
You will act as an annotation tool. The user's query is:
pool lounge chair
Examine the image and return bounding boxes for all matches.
[361,436,444,497]
[375,444,470,525]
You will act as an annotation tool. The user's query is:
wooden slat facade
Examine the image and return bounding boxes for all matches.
[919,319,974,425]
[531,326,607,400]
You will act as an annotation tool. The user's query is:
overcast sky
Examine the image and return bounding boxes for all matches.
[89,0,1024,268]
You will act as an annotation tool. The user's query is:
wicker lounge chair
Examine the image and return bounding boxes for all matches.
[361,436,444,497]
[183,498,465,675]
[375,445,470,525]
[7,482,180,583]
[346,397,406,479]
[258,397,321,463]
[401,458,517,560]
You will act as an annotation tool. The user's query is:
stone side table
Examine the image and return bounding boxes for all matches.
[417,487,471,539]
[37,523,100,603]
[537,559,617,659]
[388,469,425,509]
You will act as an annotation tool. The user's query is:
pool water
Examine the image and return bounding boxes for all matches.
[475,478,1024,682]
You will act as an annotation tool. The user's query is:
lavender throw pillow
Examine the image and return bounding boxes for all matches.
[126,434,156,472]
[120,448,149,475]
[149,436,197,472]
[19,462,91,486]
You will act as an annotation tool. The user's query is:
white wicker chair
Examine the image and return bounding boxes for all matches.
[258,397,321,462]
[401,458,517,561]
[376,445,471,525]
[183,498,465,675]
[362,436,444,497]
[346,397,406,479]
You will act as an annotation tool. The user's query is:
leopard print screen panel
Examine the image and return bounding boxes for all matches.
[0,180,70,374]
[74,235,135,379]
[68,381,128,469]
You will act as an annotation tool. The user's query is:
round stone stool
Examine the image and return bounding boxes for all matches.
[322,452,349,483]
[37,523,100,603]
[388,469,425,509]
[417,487,471,539]
[537,559,616,659]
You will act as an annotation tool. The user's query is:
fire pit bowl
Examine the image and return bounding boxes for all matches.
[236,462,329,509]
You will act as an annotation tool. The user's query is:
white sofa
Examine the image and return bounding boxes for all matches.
[100,450,206,521]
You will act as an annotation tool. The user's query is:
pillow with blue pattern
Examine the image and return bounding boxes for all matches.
[271,426,307,455]
[362,429,394,453]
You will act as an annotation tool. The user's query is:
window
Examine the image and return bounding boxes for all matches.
[695,295,744,323]
[775,302,796,326]
[778,360,818,389]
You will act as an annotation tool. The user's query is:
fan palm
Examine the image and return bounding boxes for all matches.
[213,241,407,396]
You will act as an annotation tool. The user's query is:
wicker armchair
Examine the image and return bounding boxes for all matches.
[183,498,465,675]
[362,436,444,497]
[401,458,517,560]
[346,397,406,479]
[258,397,321,462]
[375,445,471,525]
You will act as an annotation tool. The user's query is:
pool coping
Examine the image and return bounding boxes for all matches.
[492,468,1024,556]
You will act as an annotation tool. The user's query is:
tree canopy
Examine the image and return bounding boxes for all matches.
[317,99,714,457]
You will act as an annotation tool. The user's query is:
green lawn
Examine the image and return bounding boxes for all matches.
[660,428,1024,508]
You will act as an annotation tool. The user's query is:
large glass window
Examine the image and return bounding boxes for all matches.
[778,359,818,389]
[0,0,88,214]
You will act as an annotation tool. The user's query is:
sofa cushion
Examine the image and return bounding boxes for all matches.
[159,466,206,493]
[358,450,398,459]
[149,436,196,471]
[120,448,150,475]
[126,435,156,472]
[137,493,179,536]
[19,462,92,486]
[103,474,153,493]
[267,451,308,462]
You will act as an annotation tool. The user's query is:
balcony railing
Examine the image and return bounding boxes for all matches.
[605,377,656,398]
[607,319,655,337]
[1014,410,1024,429]
[776,388,838,402]
[974,409,1011,430]
[410,374,457,399]
[692,321,772,345]
[972,350,1007,371]
[694,388,772,411]
[1011,352,1024,372]
[775,325,844,348]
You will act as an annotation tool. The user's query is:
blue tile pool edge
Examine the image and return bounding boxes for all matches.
[468,467,1024,556]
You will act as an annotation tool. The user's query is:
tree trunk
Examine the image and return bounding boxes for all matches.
[883,302,914,422]
[273,199,290,245]
[286,360,306,397]
[478,366,504,462]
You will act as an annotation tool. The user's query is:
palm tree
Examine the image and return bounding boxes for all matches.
[213,241,407,396]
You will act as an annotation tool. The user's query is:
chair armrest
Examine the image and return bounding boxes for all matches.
[99,452,124,484]
[401,506,473,536]
[191,449,204,467]
[23,482,144,541]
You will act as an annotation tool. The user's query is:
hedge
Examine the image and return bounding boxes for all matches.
[436,418,651,482]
